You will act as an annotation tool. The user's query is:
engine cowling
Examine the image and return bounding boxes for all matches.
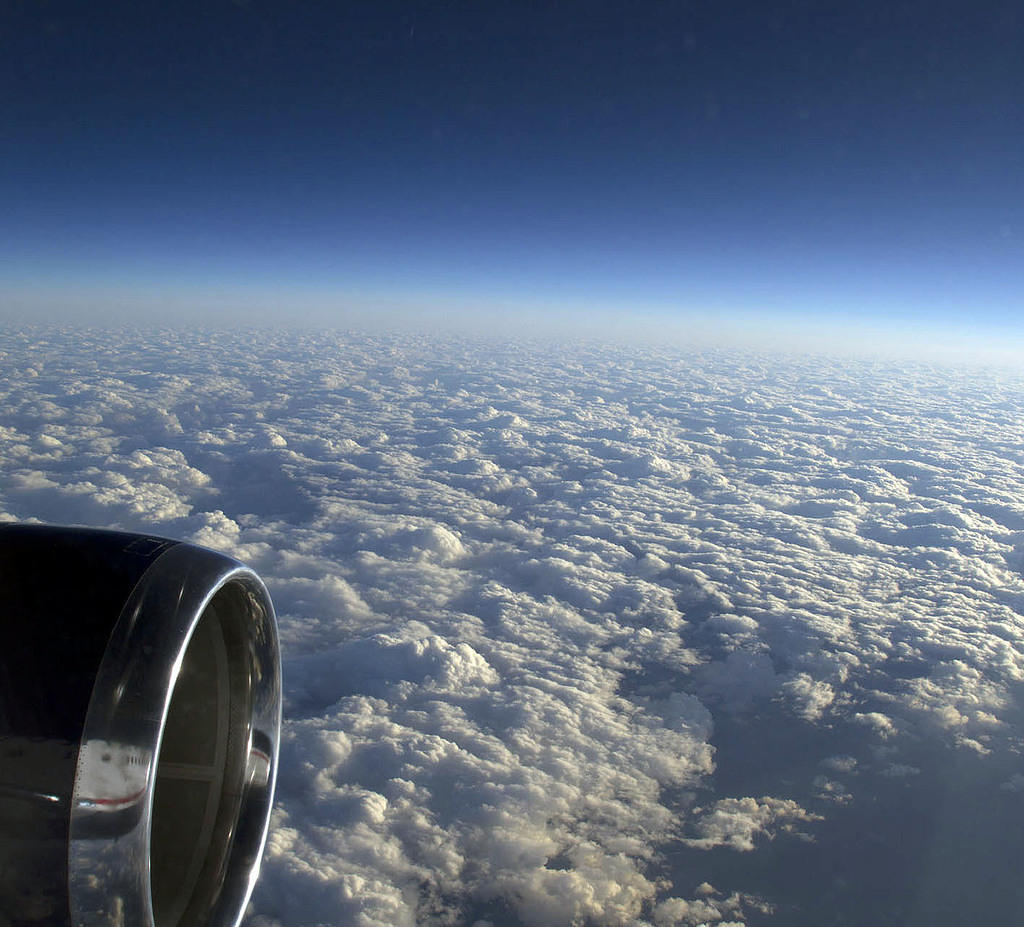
[0,524,281,927]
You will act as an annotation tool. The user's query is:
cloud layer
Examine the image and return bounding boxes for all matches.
[4,327,1024,925]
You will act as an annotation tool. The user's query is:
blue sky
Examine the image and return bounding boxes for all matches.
[2,1,1022,341]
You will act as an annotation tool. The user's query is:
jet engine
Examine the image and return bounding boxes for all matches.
[0,524,281,927]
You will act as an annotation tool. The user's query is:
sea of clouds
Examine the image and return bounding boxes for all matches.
[4,326,1024,926]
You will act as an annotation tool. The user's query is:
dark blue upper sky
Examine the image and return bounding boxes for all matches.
[2,0,1022,338]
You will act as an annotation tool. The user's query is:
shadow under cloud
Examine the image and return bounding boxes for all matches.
[189,449,318,522]
[666,706,1024,926]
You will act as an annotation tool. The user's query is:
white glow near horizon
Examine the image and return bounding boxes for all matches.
[2,280,1020,366]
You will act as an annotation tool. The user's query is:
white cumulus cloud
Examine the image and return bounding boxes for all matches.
[4,327,1024,925]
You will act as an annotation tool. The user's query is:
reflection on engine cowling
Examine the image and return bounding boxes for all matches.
[75,739,152,831]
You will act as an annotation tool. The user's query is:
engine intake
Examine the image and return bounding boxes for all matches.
[0,525,281,927]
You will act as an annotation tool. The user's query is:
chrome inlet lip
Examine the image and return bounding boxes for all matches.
[68,542,282,927]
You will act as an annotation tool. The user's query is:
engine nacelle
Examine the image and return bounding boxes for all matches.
[0,524,281,927]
